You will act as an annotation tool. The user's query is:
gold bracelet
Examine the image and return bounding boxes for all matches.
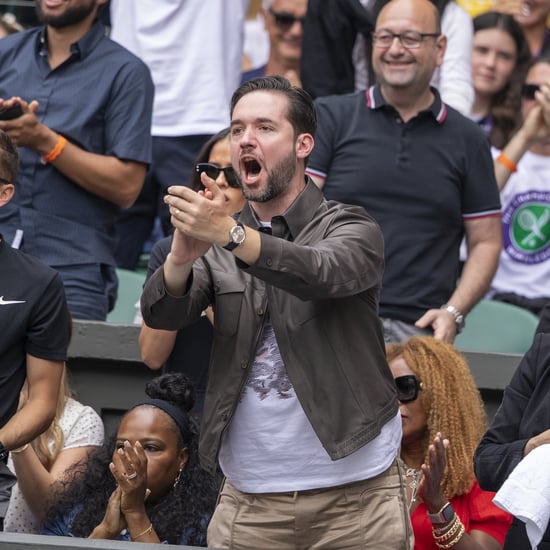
[131,523,153,541]
[433,513,458,537]
[10,444,29,454]
[433,516,462,543]
[435,522,465,549]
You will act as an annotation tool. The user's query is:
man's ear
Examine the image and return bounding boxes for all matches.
[0,183,14,207]
[296,133,314,160]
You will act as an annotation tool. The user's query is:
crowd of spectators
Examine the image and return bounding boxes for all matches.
[0,0,550,548]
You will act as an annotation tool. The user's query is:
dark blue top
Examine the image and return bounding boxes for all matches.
[308,85,501,324]
[0,21,154,267]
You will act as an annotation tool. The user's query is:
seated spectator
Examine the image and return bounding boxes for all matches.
[139,128,245,414]
[474,333,550,548]
[42,373,218,545]
[4,364,104,533]
[387,336,512,549]
[470,11,531,148]
[242,0,308,86]
[487,55,550,315]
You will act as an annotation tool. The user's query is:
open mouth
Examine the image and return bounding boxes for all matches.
[241,157,262,183]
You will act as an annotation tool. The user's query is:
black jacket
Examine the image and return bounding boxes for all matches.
[474,334,550,549]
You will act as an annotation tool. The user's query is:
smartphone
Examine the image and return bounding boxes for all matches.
[0,103,22,120]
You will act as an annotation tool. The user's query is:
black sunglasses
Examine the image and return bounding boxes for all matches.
[268,8,305,30]
[394,375,422,403]
[521,84,540,100]
[195,163,240,189]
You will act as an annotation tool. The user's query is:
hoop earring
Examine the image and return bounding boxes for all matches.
[173,468,183,488]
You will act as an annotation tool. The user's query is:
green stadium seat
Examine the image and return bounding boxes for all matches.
[454,299,539,354]
[106,268,146,324]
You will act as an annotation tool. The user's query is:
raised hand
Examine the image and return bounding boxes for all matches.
[417,433,450,512]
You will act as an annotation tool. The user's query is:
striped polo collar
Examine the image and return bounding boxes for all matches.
[365,84,447,124]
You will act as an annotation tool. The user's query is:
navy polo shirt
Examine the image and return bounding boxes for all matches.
[307,85,501,324]
[0,21,154,267]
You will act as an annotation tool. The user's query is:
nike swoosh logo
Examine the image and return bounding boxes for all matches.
[0,296,26,305]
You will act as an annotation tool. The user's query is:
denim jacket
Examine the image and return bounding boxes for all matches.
[142,180,398,474]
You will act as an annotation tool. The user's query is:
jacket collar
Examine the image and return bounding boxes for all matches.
[238,177,324,241]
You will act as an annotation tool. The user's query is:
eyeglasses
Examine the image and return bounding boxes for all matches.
[394,375,422,403]
[268,8,306,31]
[0,177,11,185]
[372,30,440,50]
[195,163,240,189]
[521,84,540,100]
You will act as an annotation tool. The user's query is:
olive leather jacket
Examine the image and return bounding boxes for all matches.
[141,181,398,474]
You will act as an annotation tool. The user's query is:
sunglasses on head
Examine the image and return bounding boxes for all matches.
[268,7,306,30]
[195,163,240,189]
[521,84,540,100]
[394,375,422,403]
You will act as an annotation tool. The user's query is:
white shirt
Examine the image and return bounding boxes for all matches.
[4,398,104,534]
[219,314,401,493]
[109,0,248,136]
[489,150,550,299]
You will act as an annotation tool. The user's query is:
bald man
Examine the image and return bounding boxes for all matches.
[307,0,502,344]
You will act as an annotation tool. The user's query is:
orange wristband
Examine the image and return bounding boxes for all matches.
[497,151,517,173]
[42,135,67,163]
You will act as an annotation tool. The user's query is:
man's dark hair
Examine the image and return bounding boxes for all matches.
[230,76,317,138]
[0,129,19,184]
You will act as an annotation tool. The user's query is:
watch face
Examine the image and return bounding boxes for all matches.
[230,225,246,244]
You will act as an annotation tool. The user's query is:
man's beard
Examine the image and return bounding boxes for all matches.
[35,0,97,28]
[242,150,297,203]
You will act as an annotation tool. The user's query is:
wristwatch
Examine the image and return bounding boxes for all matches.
[440,304,465,333]
[223,222,246,251]
[427,502,455,524]
[0,442,8,462]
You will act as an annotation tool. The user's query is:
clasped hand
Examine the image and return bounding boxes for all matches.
[164,173,236,265]
[99,441,149,538]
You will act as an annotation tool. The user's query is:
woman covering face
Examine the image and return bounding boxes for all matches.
[387,337,512,550]
[42,373,218,545]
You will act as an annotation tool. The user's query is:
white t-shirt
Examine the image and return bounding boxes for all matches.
[219,314,401,493]
[489,151,550,299]
[109,0,248,136]
[4,398,104,533]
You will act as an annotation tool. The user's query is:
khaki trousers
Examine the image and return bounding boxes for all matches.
[207,458,414,550]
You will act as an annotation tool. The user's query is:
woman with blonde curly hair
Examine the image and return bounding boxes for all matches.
[386,336,511,550]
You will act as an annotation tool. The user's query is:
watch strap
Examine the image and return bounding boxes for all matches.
[427,501,455,524]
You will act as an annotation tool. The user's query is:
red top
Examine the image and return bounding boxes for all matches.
[411,480,512,549]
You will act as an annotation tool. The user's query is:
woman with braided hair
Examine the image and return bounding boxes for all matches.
[42,373,217,546]
[386,337,512,550]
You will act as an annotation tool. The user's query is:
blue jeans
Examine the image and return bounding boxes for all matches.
[56,263,117,321]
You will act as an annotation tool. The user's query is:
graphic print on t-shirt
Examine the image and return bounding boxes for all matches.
[502,190,550,265]
[240,315,294,401]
